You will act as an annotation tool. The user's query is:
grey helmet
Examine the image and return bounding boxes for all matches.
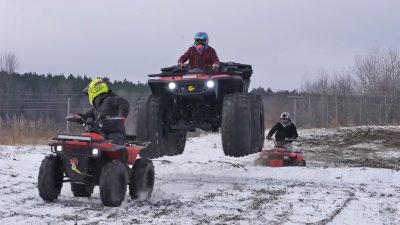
[280,112,291,127]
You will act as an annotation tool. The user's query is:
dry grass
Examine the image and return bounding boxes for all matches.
[329,118,342,128]
[0,115,60,145]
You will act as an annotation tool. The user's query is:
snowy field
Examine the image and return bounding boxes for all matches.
[0,127,399,225]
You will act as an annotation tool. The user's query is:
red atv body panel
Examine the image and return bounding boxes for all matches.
[82,132,104,141]
[258,147,306,167]
[126,146,142,165]
[56,132,144,165]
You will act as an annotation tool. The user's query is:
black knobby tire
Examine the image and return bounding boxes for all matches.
[249,94,265,154]
[71,183,94,197]
[134,95,150,141]
[140,95,187,158]
[165,130,187,156]
[221,93,251,157]
[99,160,128,207]
[38,155,64,202]
[129,158,155,200]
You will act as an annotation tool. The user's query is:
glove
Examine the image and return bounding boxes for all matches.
[121,116,127,124]
[212,63,220,71]
[177,63,184,69]
[266,135,272,140]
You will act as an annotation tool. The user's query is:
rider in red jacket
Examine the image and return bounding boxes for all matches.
[177,32,220,71]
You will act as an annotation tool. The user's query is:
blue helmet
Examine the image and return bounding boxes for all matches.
[194,32,209,47]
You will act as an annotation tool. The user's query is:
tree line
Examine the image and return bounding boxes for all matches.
[2,47,400,131]
[293,48,400,127]
[0,70,149,123]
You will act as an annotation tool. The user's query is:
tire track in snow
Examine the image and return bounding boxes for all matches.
[307,193,354,225]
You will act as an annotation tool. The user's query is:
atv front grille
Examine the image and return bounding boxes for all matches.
[63,155,93,182]
[63,144,90,156]
[177,83,205,94]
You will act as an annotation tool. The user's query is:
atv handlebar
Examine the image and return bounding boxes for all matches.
[268,137,301,142]
[66,114,125,131]
[66,114,84,123]
[285,138,299,142]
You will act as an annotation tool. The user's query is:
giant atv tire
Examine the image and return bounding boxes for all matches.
[221,93,251,157]
[134,95,150,142]
[38,155,64,202]
[249,94,265,154]
[99,160,128,207]
[129,158,155,201]
[71,183,94,197]
[136,95,187,158]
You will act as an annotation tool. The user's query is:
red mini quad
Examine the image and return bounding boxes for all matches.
[256,139,306,167]
[38,114,155,207]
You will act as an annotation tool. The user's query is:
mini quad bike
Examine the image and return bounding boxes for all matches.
[255,139,306,167]
[134,62,264,158]
[38,114,155,207]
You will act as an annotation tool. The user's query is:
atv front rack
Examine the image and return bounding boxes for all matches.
[56,134,92,142]
[148,62,252,78]
[148,70,243,78]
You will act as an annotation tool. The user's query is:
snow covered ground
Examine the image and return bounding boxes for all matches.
[0,127,399,225]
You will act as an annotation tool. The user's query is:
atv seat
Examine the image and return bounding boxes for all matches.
[219,62,253,79]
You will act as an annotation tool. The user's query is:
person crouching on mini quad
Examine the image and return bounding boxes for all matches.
[266,112,298,150]
[81,78,129,145]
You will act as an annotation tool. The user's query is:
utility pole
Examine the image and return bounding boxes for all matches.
[66,97,70,132]
[308,95,311,127]
[288,96,302,125]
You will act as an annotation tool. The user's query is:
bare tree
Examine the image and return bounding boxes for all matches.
[3,53,18,74]
[0,55,3,72]
[298,47,400,128]
[352,48,400,125]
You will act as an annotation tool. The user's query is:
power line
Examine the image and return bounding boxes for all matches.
[0,93,82,96]
[0,108,88,111]
[0,101,83,103]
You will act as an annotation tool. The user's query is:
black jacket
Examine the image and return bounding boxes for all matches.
[267,122,298,142]
[83,91,129,135]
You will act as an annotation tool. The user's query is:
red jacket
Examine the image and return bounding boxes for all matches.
[178,46,220,69]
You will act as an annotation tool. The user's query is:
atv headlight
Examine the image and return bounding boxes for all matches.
[168,82,176,90]
[92,148,99,155]
[56,145,63,152]
[206,80,215,88]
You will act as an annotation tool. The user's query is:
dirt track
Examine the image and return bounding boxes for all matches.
[299,126,400,170]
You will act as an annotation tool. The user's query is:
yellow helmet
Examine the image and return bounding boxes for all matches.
[85,79,109,105]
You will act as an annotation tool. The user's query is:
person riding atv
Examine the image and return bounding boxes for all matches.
[177,32,251,93]
[177,32,220,71]
[81,79,129,145]
[266,112,298,150]
[38,114,155,206]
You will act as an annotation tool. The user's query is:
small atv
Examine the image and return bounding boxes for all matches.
[38,114,155,207]
[255,139,306,167]
[134,62,264,158]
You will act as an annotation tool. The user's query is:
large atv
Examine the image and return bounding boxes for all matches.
[134,62,264,158]
[38,115,155,207]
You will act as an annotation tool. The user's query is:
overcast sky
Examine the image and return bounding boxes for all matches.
[1,0,400,90]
